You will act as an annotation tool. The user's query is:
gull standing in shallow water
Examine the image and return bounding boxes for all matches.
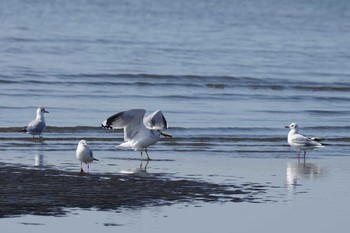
[101,109,172,160]
[21,107,49,138]
[285,122,325,159]
[76,140,99,173]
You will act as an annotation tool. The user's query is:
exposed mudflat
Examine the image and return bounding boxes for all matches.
[0,162,273,218]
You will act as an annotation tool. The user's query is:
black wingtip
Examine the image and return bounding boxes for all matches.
[101,123,113,130]
[162,114,168,129]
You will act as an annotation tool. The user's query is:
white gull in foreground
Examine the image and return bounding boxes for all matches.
[21,107,49,138]
[101,109,172,160]
[76,140,99,173]
[285,122,325,159]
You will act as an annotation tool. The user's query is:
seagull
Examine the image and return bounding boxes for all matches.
[285,122,325,159]
[20,107,49,138]
[101,109,172,160]
[76,140,99,173]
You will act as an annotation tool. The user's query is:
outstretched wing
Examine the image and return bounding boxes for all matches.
[143,110,168,130]
[102,109,146,142]
[102,109,146,129]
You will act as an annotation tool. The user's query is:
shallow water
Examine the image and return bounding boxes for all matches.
[0,0,350,232]
[1,156,350,233]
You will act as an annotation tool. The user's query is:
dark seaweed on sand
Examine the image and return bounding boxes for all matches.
[0,163,274,218]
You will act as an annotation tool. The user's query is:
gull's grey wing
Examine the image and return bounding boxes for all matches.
[102,109,146,129]
[291,134,322,147]
[27,120,46,134]
[144,110,168,130]
[88,147,99,161]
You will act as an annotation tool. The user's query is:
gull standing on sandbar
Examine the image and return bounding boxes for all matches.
[21,107,49,138]
[76,140,99,173]
[285,122,325,159]
[101,109,172,160]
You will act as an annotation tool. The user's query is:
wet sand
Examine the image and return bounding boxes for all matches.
[0,162,274,218]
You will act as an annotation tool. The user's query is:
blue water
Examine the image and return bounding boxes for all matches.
[0,0,350,231]
[1,0,350,77]
[0,0,349,162]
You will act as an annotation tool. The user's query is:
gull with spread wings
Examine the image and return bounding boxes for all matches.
[102,109,172,160]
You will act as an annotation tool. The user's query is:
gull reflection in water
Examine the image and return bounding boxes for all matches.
[120,160,149,174]
[33,143,45,167]
[35,153,44,166]
[286,160,324,192]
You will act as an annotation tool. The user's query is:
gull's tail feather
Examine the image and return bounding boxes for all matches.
[311,137,324,142]
[310,137,327,147]
[93,158,99,161]
[19,128,27,133]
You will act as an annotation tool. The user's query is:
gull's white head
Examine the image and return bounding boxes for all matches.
[285,122,298,130]
[37,107,49,115]
[79,140,88,147]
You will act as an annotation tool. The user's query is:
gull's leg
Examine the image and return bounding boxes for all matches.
[140,150,144,160]
[303,151,306,159]
[144,160,149,172]
[297,150,300,159]
[139,160,149,172]
[80,162,84,173]
[145,148,151,161]
[88,164,90,172]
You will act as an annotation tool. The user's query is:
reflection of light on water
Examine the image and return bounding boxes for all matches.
[286,161,324,192]
[35,153,44,166]
[120,160,149,174]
